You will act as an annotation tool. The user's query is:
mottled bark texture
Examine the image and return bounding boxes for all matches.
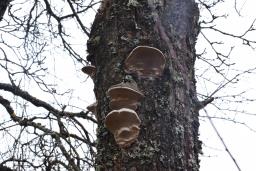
[0,0,9,21]
[87,0,201,170]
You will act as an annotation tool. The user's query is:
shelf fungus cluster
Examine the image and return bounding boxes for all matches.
[104,46,165,148]
[80,46,166,148]
[105,82,144,148]
[124,46,166,78]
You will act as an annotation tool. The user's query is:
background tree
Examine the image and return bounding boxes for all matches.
[0,0,255,171]
[0,0,10,21]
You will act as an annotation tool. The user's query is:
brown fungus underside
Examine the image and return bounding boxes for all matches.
[105,108,141,148]
[105,82,144,147]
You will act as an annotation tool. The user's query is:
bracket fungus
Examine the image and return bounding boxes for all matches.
[81,65,96,79]
[87,102,97,114]
[124,46,166,78]
[105,108,141,148]
[107,82,144,110]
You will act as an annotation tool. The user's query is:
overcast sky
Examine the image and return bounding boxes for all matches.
[0,0,256,170]
[197,0,256,170]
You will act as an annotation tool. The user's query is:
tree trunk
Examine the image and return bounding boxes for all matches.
[87,0,201,170]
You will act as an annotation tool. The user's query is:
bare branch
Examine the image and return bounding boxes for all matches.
[0,83,97,123]
[203,109,242,171]
[196,97,214,110]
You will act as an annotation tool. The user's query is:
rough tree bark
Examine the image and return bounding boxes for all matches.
[87,0,201,170]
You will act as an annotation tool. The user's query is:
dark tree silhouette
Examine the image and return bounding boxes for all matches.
[0,165,13,171]
[0,0,9,21]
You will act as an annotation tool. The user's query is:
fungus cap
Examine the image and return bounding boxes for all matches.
[81,65,96,78]
[124,46,166,77]
[107,82,144,110]
[87,102,97,114]
[105,108,141,134]
[107,82,144,100]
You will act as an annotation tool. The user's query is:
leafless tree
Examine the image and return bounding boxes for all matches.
[0,0,255,170]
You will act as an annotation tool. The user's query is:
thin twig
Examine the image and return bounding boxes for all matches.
[203,109,242,171]
[0,83,97,123]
